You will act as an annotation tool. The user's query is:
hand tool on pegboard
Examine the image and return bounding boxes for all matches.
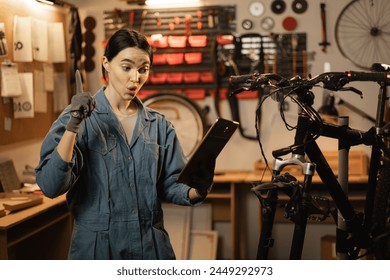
[291,33,298,77]
[319,1,330,53]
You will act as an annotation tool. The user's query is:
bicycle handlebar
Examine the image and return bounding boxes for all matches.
[229,71,390,96]
[347,71,390,82]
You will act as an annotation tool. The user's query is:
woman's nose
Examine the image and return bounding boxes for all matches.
[129,70,139,83]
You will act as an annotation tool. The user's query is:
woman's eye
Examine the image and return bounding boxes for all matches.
[121,65,131,71]
[139,67,150,74]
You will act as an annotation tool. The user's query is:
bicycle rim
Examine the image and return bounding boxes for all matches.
[142,93,207,158]
[372,157,390,259]
[335,0,390,70]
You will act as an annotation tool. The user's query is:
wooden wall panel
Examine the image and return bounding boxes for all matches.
[0,0,70,145]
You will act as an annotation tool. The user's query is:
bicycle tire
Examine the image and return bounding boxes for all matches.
[335,0,390,70]
[372,157,390,259]
[142,93,207,159]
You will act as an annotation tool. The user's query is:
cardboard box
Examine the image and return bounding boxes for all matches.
[321,235,337,260]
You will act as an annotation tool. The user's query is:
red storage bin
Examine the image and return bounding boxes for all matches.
[168,35,187,48]
[188,35,208,47]
[166,53,184,65]
[138,89,157,99]
[184,52,202,64]
[166,72,183,83]
[149,35,168,48]
[200,71,214,83]
[149,72,167,84]
[210,88,229,99]
[183,72,200,83]
[216,34,234,45]
[237,90,258,99]
[153,53,167,65]
[184,89,206,99]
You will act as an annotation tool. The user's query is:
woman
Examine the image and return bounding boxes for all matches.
[35,29,214,259]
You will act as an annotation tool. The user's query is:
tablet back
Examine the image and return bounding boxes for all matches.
[177,118,239,184]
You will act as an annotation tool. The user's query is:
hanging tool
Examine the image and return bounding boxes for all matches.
[184,14,192,36]
[155,12,162,27]
[302,49,307,77]
[140,10,147,33]
[291,33,299,77]
[319,1,330,53]
[208,9,214,28]
[128,10,134,28]
[197,10,203,30]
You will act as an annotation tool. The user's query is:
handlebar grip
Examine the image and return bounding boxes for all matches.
[347,71,390,82]
[229,74,254,85]
[371,63,390,72]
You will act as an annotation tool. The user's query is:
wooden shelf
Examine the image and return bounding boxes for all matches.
[0,195,72,259]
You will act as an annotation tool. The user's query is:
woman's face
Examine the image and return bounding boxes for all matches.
[103,47,150,102]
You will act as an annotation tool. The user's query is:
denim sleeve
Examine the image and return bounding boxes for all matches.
[35,109,84,198]
[157,121,194,206]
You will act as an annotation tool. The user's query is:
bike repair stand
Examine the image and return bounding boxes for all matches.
[337,116,349,259]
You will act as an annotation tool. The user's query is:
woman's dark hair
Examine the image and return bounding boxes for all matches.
[102,29,153,81]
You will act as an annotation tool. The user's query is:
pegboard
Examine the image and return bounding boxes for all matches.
[0,1,70,146]
[103,5,308,101]
[237,32,308,78]
[103,5,237,99]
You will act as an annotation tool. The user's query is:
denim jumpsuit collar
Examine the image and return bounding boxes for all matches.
[93,87,156,147]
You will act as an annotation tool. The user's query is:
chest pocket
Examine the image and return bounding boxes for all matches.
[88,132,117,156]
[88,132,118,163]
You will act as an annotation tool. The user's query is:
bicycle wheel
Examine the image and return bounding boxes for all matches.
[372,157,390,259]
[142,93,207,158]
[335,0,390,70]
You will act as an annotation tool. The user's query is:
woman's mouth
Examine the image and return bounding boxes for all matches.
[127,85,138,95]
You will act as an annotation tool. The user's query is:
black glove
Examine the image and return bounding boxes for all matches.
[66,92,96,133]
[191,157,216,198]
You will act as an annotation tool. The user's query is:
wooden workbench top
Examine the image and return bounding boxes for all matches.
[0,195,67,229]
[214,171,368,184]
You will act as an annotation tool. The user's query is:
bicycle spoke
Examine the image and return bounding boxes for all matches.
[336,0,390,69]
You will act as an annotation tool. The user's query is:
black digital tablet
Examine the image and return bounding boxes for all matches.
[177,118,239,185]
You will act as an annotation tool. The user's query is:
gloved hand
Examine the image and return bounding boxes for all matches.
[191,157,216,199]
[66,70,96,133]
[66,91,96,133]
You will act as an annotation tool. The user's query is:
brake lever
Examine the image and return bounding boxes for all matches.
[229,86,250,97]
[338,86,363,98]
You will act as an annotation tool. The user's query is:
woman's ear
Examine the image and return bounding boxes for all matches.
[102,56,110,73]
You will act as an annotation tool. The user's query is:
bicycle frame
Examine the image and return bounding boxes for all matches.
[256,81,388,260]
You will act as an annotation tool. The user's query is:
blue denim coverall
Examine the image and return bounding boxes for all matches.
[35,88,194,259]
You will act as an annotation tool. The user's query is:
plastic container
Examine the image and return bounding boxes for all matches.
[184,89,206,99]
[138,89,157,99]
[149,72,167,84]
[184,52,202,64]
[168,35,187,48]
[153,53,167,65]
[166,72,183,83]
[188,35,208,47]
[183,72,200,83]
[200,71,214,83]
[166,53,184,65]
[149,35,168,48]
[216,34,234,45]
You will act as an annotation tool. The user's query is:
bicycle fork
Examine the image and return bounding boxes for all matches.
[254,155,317,259]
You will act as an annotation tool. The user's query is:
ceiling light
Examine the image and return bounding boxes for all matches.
[145,0,200,7]
[36,0,54,5]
